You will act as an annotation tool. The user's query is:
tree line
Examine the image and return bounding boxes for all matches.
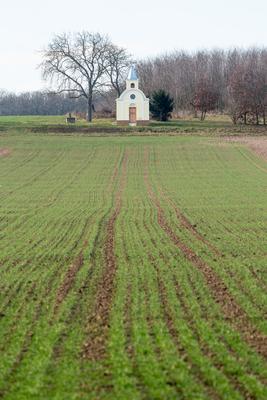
[0,91,87,116]
[138,48,267,124]
[0,31,266,124]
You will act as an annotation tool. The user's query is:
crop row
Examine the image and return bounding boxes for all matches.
[0,135,266,399]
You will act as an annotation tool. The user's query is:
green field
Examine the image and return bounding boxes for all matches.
[0,114,256,136]
[0,126,267,399]
[0,114,232,128]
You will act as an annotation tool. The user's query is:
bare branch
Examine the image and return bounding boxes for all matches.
[41,31,114,122]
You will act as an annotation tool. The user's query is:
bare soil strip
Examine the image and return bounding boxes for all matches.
[145,220,267,388]
[0,148,11,157]
[177,211,221,255]
[45,152,124,367]
[53,241,87,315]
[146,221,256,397]
[169,198,265,316]
[52,150,123,317]
[49,213,111,366]
[83,152,128,360]
[158,188,221,256]
[144,148,267,359]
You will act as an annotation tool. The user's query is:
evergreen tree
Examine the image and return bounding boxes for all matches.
[150,89,174,121]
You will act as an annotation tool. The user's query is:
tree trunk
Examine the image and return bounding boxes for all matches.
[201,110,206,121]
[87,96,93,122]
[232,113,237,125]
[116,81,121,97]
[244,112,247,125]
[256,112,259,125]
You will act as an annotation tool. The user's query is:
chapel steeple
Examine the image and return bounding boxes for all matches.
[126,65,139,90]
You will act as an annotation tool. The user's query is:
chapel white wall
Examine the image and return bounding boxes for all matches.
[116,88,149,121]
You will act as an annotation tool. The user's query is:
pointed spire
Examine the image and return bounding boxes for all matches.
[127,65,138,80]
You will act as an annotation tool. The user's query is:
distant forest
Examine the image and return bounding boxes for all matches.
[1,47,267,124]
[0,91,87,116]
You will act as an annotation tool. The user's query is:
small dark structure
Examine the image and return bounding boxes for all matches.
[66,113,76,123]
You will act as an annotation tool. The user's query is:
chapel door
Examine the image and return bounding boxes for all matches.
[129,107,137,123]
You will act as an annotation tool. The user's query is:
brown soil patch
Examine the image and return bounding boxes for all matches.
[0,148,11,157]
[144,147,267,360]
[83,152,128,360]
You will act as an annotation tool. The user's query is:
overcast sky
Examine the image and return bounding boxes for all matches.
[1,0,266,92]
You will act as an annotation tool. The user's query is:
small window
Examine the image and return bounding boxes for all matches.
[130,94,136,100]
[131,83,135,88]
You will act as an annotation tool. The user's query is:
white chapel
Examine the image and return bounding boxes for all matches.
[116,65,149,126]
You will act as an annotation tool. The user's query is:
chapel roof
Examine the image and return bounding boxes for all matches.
[127,65,138,80]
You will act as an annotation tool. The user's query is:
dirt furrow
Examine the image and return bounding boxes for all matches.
[43,151,125,369]
[163,201,266,317]
[47,212,111,367]
[151,148,267,303]
[158,186,221,256]
[52,151,124,317]
[144,147,267,360]
[169,274,262,398]
[83,152,128,360]
[154,270,221,400]
[143,214,267,387]
[53,241,87,316]
[122,223,134,358]
[175,208,221,255]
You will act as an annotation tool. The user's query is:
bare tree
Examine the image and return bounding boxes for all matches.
[191,78,219,120]
[41,32,112,122]
[228,58,267,125]
[106,45,131,96]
